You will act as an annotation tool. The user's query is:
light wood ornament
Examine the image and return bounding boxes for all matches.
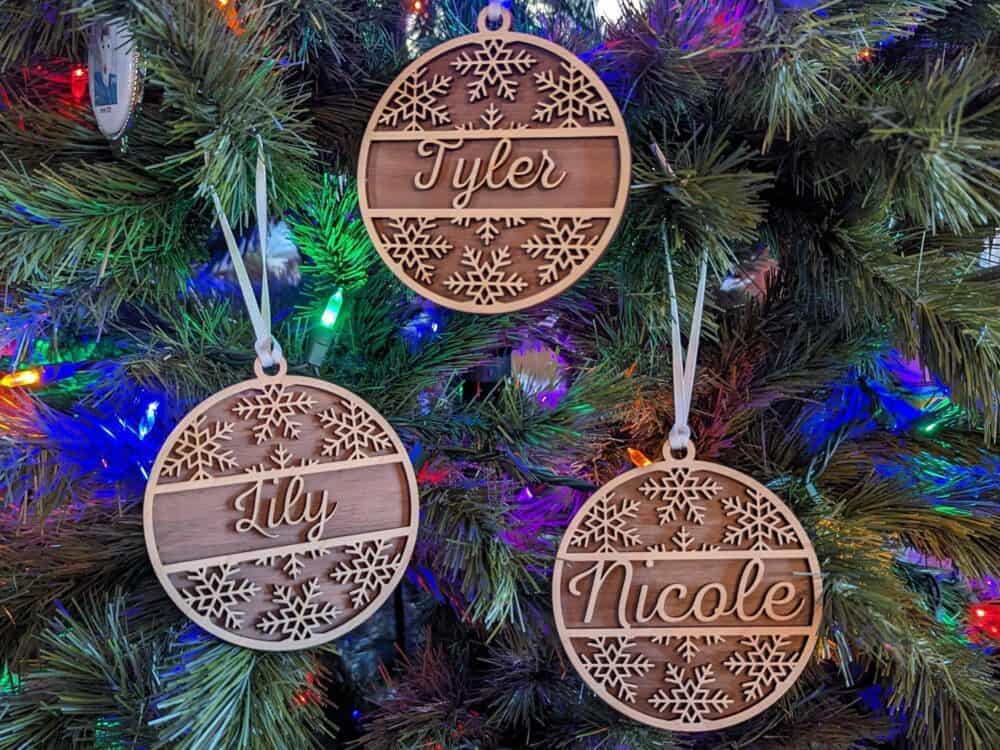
[553,443,823,731]
[144,359,419,651]
[357,7,630,314]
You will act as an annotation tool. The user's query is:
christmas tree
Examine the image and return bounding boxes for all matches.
[1,0,999,748]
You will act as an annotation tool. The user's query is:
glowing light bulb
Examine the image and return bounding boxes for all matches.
[0,368,41,388]
[320,288,344,329]
[73,67,85,78]
[627,447,652,467]
[308,288,345,367]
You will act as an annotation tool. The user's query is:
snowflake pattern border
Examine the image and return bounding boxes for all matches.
[532,62,612,128]
[180,563,260,630]
[648,663,734,723]
[450,39,537,101]
[256,578,341,640]
[162,416,237,481]
[233,384,317,445]
[378,67,452,131]
[723,635,799,702]
[318,400,395,461]
[379,217,453,284]
[569,492,642,552]
[579,636,653,704]
[638,467,722,526]
[721,486,799,550]
[521,217,601,285]
[443,246,528,305]
[331,539,405,609]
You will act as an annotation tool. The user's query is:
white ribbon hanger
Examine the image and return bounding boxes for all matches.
[661,223,708,460]
[207,135,282,370]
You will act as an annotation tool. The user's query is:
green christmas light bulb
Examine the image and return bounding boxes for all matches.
[309,287,345,367]
[320,287,344,328]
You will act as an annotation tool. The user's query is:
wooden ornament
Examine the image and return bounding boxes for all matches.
[553,444,822,731]
[144,359,419,651]
[357,7,630,314]
[88,17,143,142]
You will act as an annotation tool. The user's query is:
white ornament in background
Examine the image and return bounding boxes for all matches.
[980,229,999,269]
[88,17,143,141]
[210,220,302,286]
[595,0,625,22]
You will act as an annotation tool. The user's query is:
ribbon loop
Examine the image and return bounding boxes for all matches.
[661,224,708,455]
[207,138,281,369]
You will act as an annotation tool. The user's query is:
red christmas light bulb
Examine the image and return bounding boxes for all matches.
[70,65,87,101]
[967,601,1000,641]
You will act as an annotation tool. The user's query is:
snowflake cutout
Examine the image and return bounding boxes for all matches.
[379,217,453,284]
[724,635,799,701]
[451,214,526,245]
[638,467,722,525]
[649,663,734,723]
[522,218,600,285]
[443,246,528,305]
[650,634,726,664]
[457,102,529,132]
[532,62,611,127]
[668,526,721,552]
[180,563,260,630]
[245,444,319,474]
[721,487,797,550]
[255,547,330,580]
[450,39,537,101]
[378,67,452,131]
[162,416,237,480]
[233,384,317,445]
[331,539,404,609]
[579,637,653,704]
[570,492,642,552]
[257,578,341,640]
[318,401,394,461]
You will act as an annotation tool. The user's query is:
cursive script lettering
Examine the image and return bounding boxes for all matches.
[413,137,566,209]
[234,475,337,542]
[567,558,806,627]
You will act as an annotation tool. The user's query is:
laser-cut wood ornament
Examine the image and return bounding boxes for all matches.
[144,359,419,651]
[552,443,822,731]
[357,7,630,313]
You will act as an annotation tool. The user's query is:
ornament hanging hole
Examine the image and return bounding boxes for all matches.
[253,356,288,379]
[662,441,696,462]
[477,6,512,32]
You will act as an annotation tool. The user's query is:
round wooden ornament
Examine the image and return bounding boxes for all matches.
[357,7,630,313]
[87,17,143,142]
[144,359,419,651]
[553,444,822,731]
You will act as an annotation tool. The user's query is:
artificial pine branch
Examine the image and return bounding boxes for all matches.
[353,637,491,750]
[129,0,317,223]
[153,632,337,750]
[807,487,1000,750]
[419,485,550,632]
[0,159,198,293]
[631,129,773,261]
[0,512,155,666]
[0,593,167,750]
[864,50,1000,233]
[289,176,370,297]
